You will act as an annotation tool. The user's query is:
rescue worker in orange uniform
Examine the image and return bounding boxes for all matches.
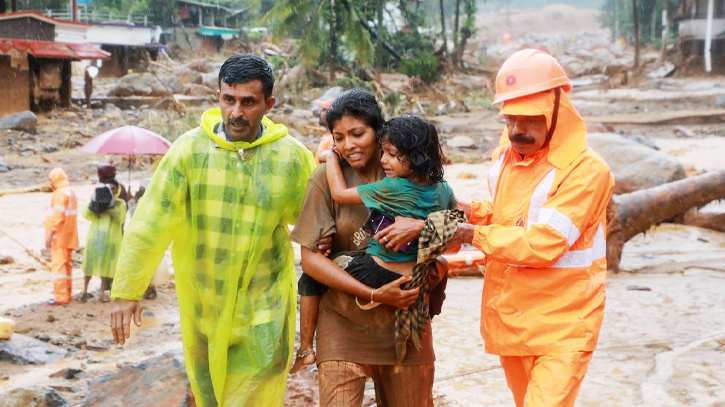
[45,168,79,305]
[455,49,615,406]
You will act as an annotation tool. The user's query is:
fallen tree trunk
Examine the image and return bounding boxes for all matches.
[607,170,725,271]
[0,184,52,198]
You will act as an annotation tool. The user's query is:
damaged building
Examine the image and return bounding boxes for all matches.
[674,0,725,74]
[0,11,109,116]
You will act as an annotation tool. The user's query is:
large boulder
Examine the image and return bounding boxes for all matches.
[183,58,215,73]
[173,67,203,85]
[183,83,215,96]
[588,132,686,194]
[0,333,67,365]
[201,72,219,90]
[0,111,37,132]
[0,386,69,407]
[161,76,183,95]
[83,353,192,407]
[108,73,172,97]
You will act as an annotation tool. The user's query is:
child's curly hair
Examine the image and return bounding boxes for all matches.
[379,115,444,184]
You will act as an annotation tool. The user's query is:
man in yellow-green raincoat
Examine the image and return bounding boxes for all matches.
[109,54,316,407]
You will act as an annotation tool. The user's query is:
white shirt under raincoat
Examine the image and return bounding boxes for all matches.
[111,109,316,407]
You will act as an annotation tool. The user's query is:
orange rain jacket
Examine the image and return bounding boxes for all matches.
[469,89,615,356]
[45,168,79,249]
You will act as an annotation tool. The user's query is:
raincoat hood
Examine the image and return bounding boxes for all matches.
[49,168,69,190]
[499,89,587,169]
[200,108,288,151]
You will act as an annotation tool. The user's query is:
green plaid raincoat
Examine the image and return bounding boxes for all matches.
[111,108,315,407]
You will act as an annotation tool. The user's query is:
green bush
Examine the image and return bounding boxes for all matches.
[399,52,441,84]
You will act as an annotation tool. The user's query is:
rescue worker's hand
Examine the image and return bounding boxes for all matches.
[110,298,142,345]
[375,216,424,252]
[45,233,53,250]
[316,235,333,257]
[375,276,419,310]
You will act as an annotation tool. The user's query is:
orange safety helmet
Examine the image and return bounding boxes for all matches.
[493,49,572,104]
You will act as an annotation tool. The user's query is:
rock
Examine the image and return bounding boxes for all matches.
[183,83,215,96]
[35,334,50,342]
[0,156,8,172]
[43,145,58,153]
[49,368,83,379]
[588,132,686,194]
[715,95,725,108]
[61,112,77,120]
[0,334,67,365]
[73,338,87,348]
[108,73,172,97]
[201,72,219,90]
[0,254,14,264]
[46,315,56,323]
[83,353,192,407]
[673,125,696,138]
[0,111,37,132]
[174,67,203,85]
[0,385,69,407]
[446,135,477,149]
[161,76,183,95]
[630,135,659,150]
[183,58,214,73]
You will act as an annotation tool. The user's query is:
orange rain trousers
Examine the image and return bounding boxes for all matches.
[51,247,74,304]
[500,351,593,407]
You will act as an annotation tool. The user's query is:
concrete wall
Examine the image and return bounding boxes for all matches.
[0,55,30,117]
[55,25,88,44]
[87,24,161,46]
[0,18,54,41]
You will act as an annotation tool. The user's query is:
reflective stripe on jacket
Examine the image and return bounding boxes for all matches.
[470,90,615,356]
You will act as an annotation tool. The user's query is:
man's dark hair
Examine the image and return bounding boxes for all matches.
[325,89,384,133]
[218,54,275,99]
[379,115,445,184]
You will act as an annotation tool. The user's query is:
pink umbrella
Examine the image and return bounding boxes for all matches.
[79,125,172,186]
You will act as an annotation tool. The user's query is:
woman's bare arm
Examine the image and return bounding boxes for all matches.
[301,246,419,309]
[322,152,364,205]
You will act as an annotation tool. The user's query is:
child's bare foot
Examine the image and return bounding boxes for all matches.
[289,348,315,374]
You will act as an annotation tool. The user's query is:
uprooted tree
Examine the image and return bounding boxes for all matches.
[606,170,725,271]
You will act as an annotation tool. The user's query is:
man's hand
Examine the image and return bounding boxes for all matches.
[110,298,142,345]
[374,276,419,310]
[317,235,333,257]
[45,234,53,250]
[374,217,425,252]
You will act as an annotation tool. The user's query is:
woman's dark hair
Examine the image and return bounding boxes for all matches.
[325,89,384,133]
[104,178,119,188]
[218,54,275,99]
[379,115,445,184]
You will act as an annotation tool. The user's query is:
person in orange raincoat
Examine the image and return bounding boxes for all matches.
[45,168,79,305]
[455,49,615,407]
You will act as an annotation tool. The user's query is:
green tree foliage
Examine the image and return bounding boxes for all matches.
[601,0,678,46]
[263,0,374,74]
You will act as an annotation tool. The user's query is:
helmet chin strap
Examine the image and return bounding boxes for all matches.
[542,87,561,149]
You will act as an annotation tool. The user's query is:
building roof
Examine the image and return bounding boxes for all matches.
[0,10,92,27]
[0,38,110,60]
[176,0,247,15]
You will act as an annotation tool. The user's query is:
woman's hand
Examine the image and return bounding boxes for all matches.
[374,216,425,252]
[316,235,333,257]
[374,276,419,310]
